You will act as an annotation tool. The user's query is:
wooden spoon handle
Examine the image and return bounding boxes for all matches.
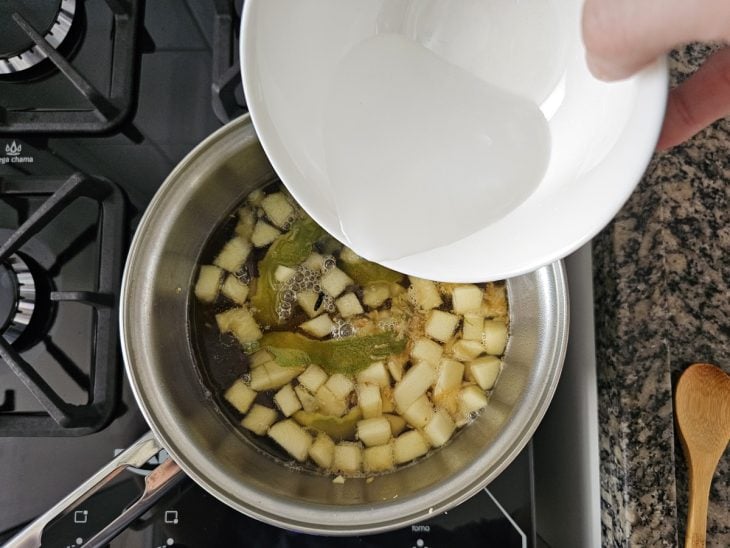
[685,465,712,547]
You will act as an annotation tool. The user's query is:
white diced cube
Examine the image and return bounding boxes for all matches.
[250,220,281,247]
[356,417,392,447]
[309,432,335,469]
[315,385,348,416]
[321,267,353,298]
[423,408,456,447]
[402,394,434,429]
[325,373,354,400]
[221,275,249,305]
[425,310,460,343]
[194,265,223,303]
[303,252,324,271]
[224,379,257,414]
[362,283,390,308]
[393,361,436,412]
[240,404,277,435]
[298,364,328,393]
[333,442,362,474]
[433,358,465,398]
[300,314,334,338]
[357,383,383,419]
[468,356,501,390]
[356,362,390,388]
[274,265,296,283]
[393,430,429,464]
[268,419,312,462]
[410,338,443,365]
[452,340,485,361]
[384,413,407,436]
[260,192,294,228]
[213,236,252,273]
[335,292,364,318]
[294,384,319,412]
[459,385,488,416]
[235,207,256,238]
[451,285,484,314]
[363,443,394,473]
[274,384,302,417]
[297,290,323,318]
[408,277,443,310]
[482,320,508,355]
[462,313,484,341]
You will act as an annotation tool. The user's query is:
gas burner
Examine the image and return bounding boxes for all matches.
[0,254,37,344]
[0,0,77,75]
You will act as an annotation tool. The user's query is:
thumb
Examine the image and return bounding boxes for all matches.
[582,0,730,80]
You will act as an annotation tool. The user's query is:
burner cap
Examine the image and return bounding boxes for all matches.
[0,0,76,75]
[0,255,37,344]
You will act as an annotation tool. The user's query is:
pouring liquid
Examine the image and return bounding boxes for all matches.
[323,33,551,262]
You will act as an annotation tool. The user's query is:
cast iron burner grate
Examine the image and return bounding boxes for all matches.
[0,0,141,134]
[212,0,247,124]
[0,173,125,436]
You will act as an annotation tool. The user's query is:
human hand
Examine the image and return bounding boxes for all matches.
[582,0,730,149]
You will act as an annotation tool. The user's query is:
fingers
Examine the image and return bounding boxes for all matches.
[582,0,730,80]
[656,47,730,149]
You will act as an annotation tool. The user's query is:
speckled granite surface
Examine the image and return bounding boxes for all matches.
[593,44,729,547]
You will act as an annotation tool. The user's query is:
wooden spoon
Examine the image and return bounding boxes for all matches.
[674,363,730,548]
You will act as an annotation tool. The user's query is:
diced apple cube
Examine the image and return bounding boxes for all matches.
[402,395,434,429]
[433,358,465,398]
[333,442,362,474]
[482,282,508,318]
[339,246,360,263]
[300,314,334,338]
[356,362,390,388]
[274,265,296,283]
[224,379,257,414]
[309,432,335,469]
[303,252,324,271]
[246,188,265,206]
[274,384,302,417]
[249,349,273,368]
[482,320,508,355]
[462,313,484,341]
[384,414,407,436]
[469,356,501,390]
[452,339,485,361]
[249,362,303,391]
[194,265,223,303]
[362,282,390,308]
[320,267,353,298]
[393,430,429,464]
[315,385,348,417]
[297,290,323,318]
[260,192,294,228]
[424,408,456,447]
[425,310,459,343]
[335,292,364,318]
[221,275,249,304]
[268,419,313,462]
[387,355,407,382]
[240,404,277,435]
[357,383,382,419]
[410,338,443,365]
[408,277,442,310]
[325,373,354,400]
[452,285,484,314]
[393,361,436,412]
[215,308,262,344]
[356,417,392,447]
[235,207,257,239]
[214,236,252,273]
[459,385,488,416]
[294,384,319,412]
[363,443,395,473]
[298,364,328,393]
[251,220,281,248]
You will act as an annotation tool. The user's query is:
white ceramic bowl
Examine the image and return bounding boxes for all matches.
[241,0,668,282]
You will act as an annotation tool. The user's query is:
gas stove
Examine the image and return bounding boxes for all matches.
[0,3,600,547]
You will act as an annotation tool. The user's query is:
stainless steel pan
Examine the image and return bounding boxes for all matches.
[7,115,568,545]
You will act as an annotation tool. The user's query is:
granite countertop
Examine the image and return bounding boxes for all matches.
[593,44,729,547]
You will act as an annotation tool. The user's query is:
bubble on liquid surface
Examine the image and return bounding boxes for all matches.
[323,33,551,262]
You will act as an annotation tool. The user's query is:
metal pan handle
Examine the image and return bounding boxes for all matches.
[5,431,185,548]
